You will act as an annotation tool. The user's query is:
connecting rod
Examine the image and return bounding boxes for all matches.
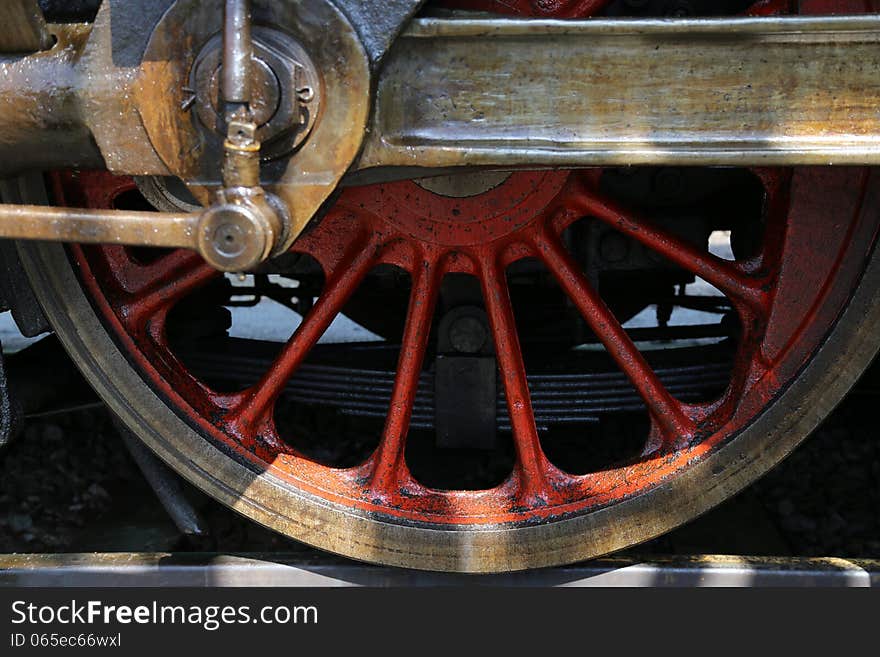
[2,10,880,270]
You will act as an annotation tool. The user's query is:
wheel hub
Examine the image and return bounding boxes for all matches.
[348,171,571,248]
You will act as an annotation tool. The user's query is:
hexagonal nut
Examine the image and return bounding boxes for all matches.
[190,27,322,160]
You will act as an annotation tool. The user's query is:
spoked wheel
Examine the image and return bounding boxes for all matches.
[12,0,880,572]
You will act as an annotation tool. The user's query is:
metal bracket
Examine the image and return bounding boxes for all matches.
[435,306,497,450]
[331,0,428,67]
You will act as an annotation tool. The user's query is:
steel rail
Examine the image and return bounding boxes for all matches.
[0,553,877,587]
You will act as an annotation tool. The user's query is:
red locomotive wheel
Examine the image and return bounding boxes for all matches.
[11,0,880,571]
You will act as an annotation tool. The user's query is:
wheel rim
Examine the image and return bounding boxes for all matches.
[33,0,880,561]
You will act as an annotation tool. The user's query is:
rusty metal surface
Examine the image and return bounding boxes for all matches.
[6,14,880,182]
[358,15,880,169]
[0,553,878,587]
[3,10,880,239]
[136,0,371,251]
[0,0,52,53]
[0,25,103,175]
[78,0,172,175]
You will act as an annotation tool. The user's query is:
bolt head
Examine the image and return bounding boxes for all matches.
[197,203,270,272]
[449,315,489,354]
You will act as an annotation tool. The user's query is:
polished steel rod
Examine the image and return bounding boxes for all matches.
[0,204,199,249]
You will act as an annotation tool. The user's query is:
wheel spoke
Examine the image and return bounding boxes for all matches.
[534,228,696,442]
[479,256,550,500]
[571,186,767,311]
[120,250,218,329]
[233,235,382,432]
[369,255,442,495]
